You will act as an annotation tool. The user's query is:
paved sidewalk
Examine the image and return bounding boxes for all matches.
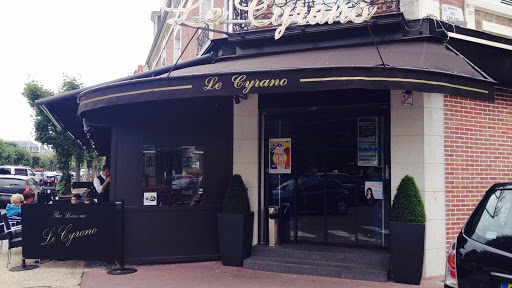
[0,246,83,288]
[82,261,445,288]
[1,245,445,288]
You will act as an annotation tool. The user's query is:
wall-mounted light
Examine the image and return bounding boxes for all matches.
[233,94,248,104]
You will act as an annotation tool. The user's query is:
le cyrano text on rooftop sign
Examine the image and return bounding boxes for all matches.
[163,0,377,40]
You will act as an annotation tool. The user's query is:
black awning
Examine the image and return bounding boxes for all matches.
[77,41,495,114]
[36,54,215,151]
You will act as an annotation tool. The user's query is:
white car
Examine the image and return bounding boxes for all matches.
[0,165,36,177]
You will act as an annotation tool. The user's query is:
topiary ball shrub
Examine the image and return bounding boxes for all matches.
[390,175,426,223]
[222,174,251,214]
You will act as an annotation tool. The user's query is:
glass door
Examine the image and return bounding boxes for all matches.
[264,108,389,248]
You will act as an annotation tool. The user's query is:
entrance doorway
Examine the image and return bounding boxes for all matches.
[264,103,390,248]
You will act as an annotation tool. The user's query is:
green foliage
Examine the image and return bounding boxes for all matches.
[22,75,86,195]
[222,174,251,214]
[31,155,41,169]
[0,140,32,166]
[390,175,426,223]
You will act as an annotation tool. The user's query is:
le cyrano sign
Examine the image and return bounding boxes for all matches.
[162,0,377,40]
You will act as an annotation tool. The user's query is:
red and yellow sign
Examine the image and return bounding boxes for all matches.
[269,138,291,174]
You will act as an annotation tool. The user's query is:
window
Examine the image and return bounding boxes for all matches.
[0,178,25,187]
[465,188,512,253]
[14,169,27,176]
[161,49,166,67]
[173,28,181,63]
[143,145,204,206]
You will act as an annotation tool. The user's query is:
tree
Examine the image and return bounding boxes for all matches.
[0,140,32,166]
[23,75,85,195]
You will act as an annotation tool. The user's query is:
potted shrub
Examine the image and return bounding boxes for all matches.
[217,174,253,267]
[390,175,426,285]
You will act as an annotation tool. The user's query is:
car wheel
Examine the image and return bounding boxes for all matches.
[337,200,348,215]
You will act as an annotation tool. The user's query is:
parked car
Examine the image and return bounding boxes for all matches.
[34,172,44,185]
[445,182,512,288]
[272,176,351,215]
[0,165,36,177]
[171,175,198,191]
[0,175,41,206]
[41,173,60,203]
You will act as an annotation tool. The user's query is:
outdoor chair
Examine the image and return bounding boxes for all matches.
[0,213,22,267]
[0,220,7,254]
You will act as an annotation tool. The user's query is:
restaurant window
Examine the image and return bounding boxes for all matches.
[143,145,204,207]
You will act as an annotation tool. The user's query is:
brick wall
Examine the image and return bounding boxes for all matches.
[444,92,512,249]
[475,10,512,31]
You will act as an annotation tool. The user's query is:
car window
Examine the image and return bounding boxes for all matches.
[327,180,342,190]
[28,169,35,177]
[0,178,25,187]
[14,168,28,176]
[464,188,512,254]
[0,168,10,175]
[31,178,40,188]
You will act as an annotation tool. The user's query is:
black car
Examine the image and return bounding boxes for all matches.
[272,176,351,215]
[445,182,512,288]
[0,175,41,206]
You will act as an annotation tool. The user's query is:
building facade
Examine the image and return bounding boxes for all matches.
[37,0,511,280]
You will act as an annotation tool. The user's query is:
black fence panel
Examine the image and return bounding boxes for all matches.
[22,203,121,261]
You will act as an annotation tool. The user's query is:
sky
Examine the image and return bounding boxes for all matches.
[0,0,162,144]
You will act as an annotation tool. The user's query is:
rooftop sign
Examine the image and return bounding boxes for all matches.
[163,0,377,40]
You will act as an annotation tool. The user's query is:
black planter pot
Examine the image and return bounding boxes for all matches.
[390,222,425,285]
[217,212,254,267]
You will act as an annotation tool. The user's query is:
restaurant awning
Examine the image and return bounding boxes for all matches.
[35,54,215,151]
[77,40,495,114]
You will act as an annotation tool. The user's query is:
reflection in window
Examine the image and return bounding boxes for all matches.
[143,145,204,206]
[467,189,512,253]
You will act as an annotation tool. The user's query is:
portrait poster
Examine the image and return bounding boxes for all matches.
[365,181,383,200]
[358,117,379,166]
[269,138,291,174]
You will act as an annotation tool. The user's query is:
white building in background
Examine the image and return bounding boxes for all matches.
[8,140,54,156]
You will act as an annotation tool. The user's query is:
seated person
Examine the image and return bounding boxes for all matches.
[22,189,35,204]
[6,194,23,226]
[82,196,95,204]
[190,192,203,206]
[71,194,81,204]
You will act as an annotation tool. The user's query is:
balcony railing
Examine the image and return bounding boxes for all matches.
[197,24,211,54]
[233,0,400,32]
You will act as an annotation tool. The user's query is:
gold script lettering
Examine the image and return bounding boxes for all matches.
[41,228,56,246]
[64,211,87,219]
[232,75,287,94]
[51,211,62,218]
[204,77,222,90]
[59,224,98,246]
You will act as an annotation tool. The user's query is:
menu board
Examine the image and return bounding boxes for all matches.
[358,117,379,166]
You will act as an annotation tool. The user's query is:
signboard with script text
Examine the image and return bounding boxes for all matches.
[22,204,120,261]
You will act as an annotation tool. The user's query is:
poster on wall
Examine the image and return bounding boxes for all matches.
[144,192,157,206]
[365,181,383,200]
[358,117,379,166]
[269,138,291,174]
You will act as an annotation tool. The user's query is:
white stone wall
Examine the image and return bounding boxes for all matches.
[401,0,440,20]
[233,94,259,245]
[390,90,446,277]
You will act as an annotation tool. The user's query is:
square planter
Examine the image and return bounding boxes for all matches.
[217,212,254,267]
[390,222,425,285]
